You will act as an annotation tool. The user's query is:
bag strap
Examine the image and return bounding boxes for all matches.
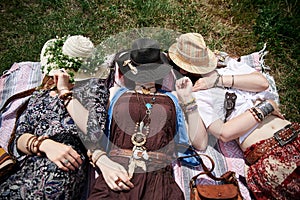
[0,87,36,112]
[0,87,36,155]
[6,98,30,156]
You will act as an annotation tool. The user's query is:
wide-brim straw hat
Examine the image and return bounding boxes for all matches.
[115,38,172,83]
[168,33,217,74]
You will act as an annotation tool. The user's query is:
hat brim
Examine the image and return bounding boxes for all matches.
[168,43,217,74]
[40,38,58,76]
[116,51,172,83]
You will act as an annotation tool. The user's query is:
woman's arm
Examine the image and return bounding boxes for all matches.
[208,99,284,142]
[208,111,258,142]
[53,71,89,134]
[17,133,82,171]
[193,71,269,92]
[175,77,208,150]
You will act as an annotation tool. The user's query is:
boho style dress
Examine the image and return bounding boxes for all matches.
[0,89,88,200]
[88,92,185,200]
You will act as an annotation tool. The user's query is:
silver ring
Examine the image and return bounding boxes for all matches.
[63,159,69,164]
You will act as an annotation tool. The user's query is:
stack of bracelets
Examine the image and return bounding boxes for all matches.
[249,100,274,122]
[26,135,49,156]
[58,88,73,107]
[212,70,235,89]
[180,97,198,114]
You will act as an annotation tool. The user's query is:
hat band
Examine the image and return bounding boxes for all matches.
[176,45,210,66]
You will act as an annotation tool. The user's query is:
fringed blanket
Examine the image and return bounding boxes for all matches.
[0,45,278,199]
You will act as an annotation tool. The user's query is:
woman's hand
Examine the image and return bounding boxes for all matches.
[193,75,218,91]
[52,69,73,92]
[267,99,285,119]
[95,156,134,191]
[175,77,194,103]
[39,139,83,171]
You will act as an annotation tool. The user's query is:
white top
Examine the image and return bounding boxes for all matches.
[193,58,276,143]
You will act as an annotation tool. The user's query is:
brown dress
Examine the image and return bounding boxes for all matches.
[88,92,184,200]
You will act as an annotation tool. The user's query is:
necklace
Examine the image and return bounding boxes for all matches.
[128,91,156,178]
[131,91,156,145]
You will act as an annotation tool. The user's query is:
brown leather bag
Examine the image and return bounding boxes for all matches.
[189,154,243,200]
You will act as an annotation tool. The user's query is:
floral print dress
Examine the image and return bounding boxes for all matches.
[0,89,88,200]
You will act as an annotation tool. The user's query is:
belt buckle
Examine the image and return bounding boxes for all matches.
[274,127,299,146]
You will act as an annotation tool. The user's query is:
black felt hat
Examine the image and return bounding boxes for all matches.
[115,38,172,83]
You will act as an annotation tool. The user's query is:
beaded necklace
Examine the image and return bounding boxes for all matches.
[128,90,156,178]
[131,91,156,147]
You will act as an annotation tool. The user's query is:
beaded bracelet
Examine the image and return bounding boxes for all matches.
[249,107,264,122]
[180,98,196,112]
[182,98,196,107]
[185,104,198,114]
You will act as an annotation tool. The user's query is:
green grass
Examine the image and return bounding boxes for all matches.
[0,0,299,122]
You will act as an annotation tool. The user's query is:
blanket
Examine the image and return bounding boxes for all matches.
[0,62,42,151]
[0,46,278,199]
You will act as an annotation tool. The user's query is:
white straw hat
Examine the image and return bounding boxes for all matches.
[40,35,95,76]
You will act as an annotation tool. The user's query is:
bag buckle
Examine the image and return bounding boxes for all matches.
[274,127,299,146]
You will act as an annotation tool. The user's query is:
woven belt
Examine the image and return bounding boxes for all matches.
[245,123,300,165]
[109,149,173,163]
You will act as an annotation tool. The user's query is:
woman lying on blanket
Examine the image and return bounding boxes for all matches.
[0,35,95,199]
[59,38,207,200]
[168,32,299,200]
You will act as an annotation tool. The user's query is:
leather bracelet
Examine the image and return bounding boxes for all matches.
[63,95,73,107]
[29,137,38,154]
[59,91,73,100]
[34,136,49,156]
[255,100,274,117]
[26,135,37,154]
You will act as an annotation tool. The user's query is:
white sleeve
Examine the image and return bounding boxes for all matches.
[193,88,226,128]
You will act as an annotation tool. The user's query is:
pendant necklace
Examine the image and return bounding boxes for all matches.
[128,91,156,178]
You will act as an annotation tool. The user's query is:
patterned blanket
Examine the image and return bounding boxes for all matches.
[0,62,42,151]
[173,135,251,200]
[0,46,278,199]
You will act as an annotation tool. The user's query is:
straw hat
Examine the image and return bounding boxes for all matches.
[168,33,217,74]
[115,38,172,83]
[40,35,95,76]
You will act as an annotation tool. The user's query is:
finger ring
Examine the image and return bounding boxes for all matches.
[63,159,69,164]
[115,177,122,185]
